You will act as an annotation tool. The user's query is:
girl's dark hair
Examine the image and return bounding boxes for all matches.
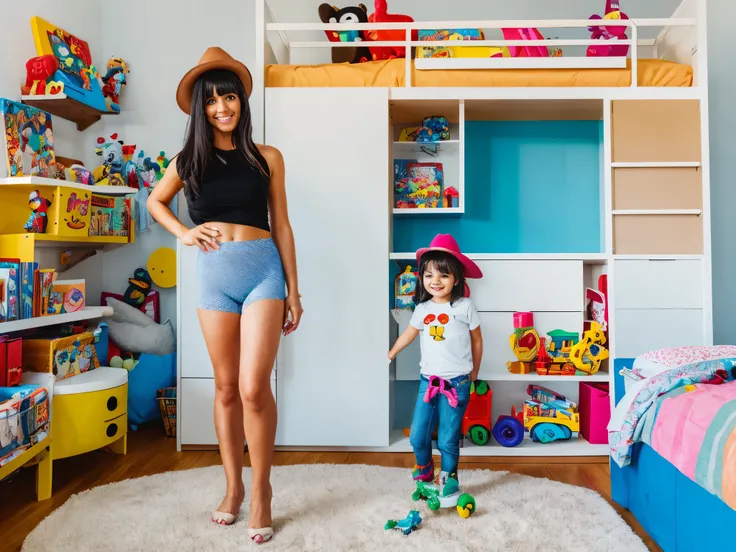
[178,68,270,200]
[415,251,466,305]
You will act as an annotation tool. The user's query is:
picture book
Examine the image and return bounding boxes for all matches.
[89,194,131,237]
[0,280,5,323]
[37,269,57,316]
[19,262,37,320]
[0,258,21,322]
[48,279,85,314]
[0,98,56,178]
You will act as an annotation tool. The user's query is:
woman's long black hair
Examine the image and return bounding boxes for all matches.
[178,68,270,200]
[414,250,466,306]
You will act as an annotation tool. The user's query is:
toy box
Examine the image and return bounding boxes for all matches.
[0,338,23,387]
[578,382,610,444]
[0,384,50,468]
[22,331,100,380]
[0,98,57,178]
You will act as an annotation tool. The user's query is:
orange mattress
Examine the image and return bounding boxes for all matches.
[266,58,692,88]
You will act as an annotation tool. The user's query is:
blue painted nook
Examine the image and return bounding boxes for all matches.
[393,119,603,254]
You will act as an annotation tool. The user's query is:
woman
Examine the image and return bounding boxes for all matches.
[147,47,302,544]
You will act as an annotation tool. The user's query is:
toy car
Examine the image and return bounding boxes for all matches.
[411,477,476,518]
[384,510,422,535]
[462,380,493,446]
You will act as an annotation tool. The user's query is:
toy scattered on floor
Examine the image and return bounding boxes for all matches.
[412,475,476,518]
[384,510,422,535]
[123,268,152,307]
[462,380,492,445]
[318,3,373,64]
[1,98,57,178]
[493,384,580,446]
[24,190,52,233]
[146,247,177,288]
[101,57,130,109]
[394,265,418,309]
[587,0,630,57]
[28,16,121,113]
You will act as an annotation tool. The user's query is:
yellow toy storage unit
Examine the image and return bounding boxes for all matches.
[22,331,128,489]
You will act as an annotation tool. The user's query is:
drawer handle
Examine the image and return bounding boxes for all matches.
[106,423,118,438]
[107,397,118,411]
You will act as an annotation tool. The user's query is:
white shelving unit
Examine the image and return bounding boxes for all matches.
[0,176,137,195]
[0,306,112,334]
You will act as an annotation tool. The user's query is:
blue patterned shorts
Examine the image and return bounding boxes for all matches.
[197,238,286,313]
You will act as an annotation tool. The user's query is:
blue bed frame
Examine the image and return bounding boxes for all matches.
[610,359,736,552]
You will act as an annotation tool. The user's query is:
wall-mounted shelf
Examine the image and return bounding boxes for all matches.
[393,207,464,216]
[21,94,116,132]
[392,140,460,153]
[0,176,137,196]
[0,306,112,334]
[390,252,608,262]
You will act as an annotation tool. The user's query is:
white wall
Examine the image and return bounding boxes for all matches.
[96,0,258,327]
[0,0,103,166]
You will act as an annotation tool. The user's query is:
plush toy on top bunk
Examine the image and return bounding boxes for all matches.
[318,0,415,63]
[587,0,630,57]
[318,3,373,64]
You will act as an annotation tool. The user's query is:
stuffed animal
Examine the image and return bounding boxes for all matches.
[587,0,630,57]
[318,3,372,64]
[24,190,51,233]
[123,268,152,308]
[366,0,416,61]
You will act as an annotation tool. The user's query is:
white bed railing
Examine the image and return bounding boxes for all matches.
[264,16,698,88]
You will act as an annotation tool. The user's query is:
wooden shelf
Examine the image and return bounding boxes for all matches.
[392,140,460,153]
[0,176,137,195]
[21,94,115,132]
[390,252,608,262]
[0,306,112,334]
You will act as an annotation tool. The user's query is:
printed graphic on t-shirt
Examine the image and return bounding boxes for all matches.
[424,313,450,341]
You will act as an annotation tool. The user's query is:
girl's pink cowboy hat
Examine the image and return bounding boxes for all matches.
[416,234,483,279]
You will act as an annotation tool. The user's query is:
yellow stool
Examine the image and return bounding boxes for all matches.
[51,367,128,467]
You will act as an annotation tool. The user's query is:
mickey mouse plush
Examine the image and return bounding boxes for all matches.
[318,3,373,64]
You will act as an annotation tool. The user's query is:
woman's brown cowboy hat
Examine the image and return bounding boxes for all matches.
[176,47,253,115]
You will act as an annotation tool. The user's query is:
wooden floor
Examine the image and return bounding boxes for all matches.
[0,425,659,552]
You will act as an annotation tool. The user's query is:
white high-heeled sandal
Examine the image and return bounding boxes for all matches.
[212,511,238,526]
[248,527,274,544]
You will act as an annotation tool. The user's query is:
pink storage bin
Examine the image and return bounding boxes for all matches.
[578,382,610,445]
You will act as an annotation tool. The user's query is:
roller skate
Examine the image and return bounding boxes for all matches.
[411,470,476,518]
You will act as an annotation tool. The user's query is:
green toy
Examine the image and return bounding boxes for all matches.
[411,476,476,518]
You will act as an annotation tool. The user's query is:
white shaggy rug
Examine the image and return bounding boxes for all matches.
[23,464,646,552]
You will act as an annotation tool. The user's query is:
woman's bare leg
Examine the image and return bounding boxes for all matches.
[198,309,246,520]
[239,299,283,530]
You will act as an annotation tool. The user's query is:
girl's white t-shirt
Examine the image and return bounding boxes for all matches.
[409,298,481,379]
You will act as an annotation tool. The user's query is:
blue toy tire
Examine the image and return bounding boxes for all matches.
[492,416,524,447]
[530,423,572,443]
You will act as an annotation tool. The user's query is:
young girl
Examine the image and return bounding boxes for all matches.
[388,234,483,492]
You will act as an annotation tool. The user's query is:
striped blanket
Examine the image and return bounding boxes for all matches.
[609,358,736,510]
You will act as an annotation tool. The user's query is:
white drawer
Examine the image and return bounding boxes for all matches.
[614,308,706,358]
[614,259,703,309]
[469,261,584,312]
[478,311,584,380]
[180,377,276,446]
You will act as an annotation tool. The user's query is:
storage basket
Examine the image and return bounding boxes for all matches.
[156,387,176,437]
[578,382,610,445]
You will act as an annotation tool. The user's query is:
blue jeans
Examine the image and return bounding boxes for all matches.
[409,374,472,475]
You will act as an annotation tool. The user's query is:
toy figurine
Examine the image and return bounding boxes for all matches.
[22,55,60,95]
[587,0,630,57]
[412,476,476,518]
[24,190,52,233]
[123,268,152,308]
[101,57,130,109]
[384,510,422,535]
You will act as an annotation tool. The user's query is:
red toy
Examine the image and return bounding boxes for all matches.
[366,0,417,61]
[461,381,493,446]
[22,55,60,96]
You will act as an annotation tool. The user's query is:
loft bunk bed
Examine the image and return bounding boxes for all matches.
[257,0,704,93]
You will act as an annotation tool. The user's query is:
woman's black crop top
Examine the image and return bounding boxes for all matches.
[186,148,271,232]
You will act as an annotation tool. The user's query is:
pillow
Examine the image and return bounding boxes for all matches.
[104,297,176,356]
[633,345,736,380]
